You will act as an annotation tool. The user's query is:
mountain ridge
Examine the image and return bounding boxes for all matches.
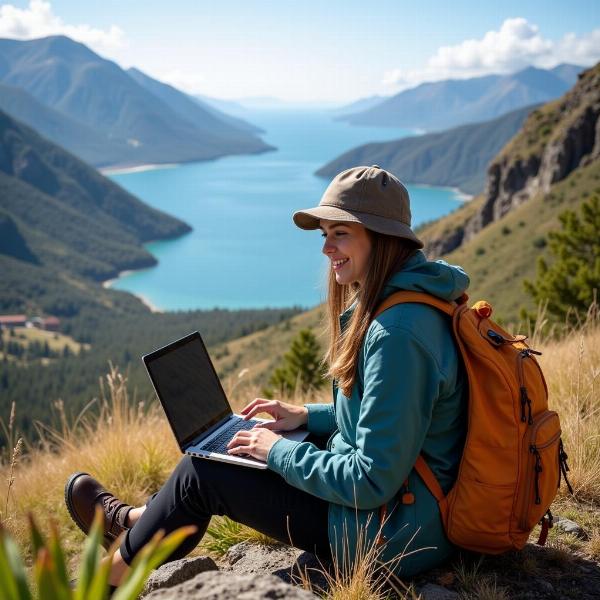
[316,104,539,195]
[339,64,583,131]
[0,107,191,286]
[0,35,274,168]
[422,63,600,259]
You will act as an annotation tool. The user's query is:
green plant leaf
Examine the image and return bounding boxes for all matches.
[0,528,21,600]
[87,538,122,600]
[0,524,32,600]
[112,526,196,600]
[74,506,104,600]
[48,521,72,600]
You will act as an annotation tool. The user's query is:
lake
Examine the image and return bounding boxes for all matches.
[107,109,467,310]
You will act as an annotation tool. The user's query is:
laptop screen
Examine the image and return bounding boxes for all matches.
[143,332,231,449]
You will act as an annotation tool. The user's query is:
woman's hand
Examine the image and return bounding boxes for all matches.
[227,427,282,462]
[240,398,308,432]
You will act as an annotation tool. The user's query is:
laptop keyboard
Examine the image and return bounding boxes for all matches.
[199,417,260,454]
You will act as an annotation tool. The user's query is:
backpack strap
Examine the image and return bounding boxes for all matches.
[414,456,445,503]
[373,290,461,525]
[373,290,458,319]
[415,456,449,529]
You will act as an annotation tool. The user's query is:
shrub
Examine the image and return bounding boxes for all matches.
[524,196,600,325]
[265,329,326,396]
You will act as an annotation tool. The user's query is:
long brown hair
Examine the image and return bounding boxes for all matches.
[324,230,418,397]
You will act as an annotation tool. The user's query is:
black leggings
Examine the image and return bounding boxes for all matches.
[119,452,331,565]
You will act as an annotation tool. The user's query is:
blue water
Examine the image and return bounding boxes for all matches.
[108,110,466,310]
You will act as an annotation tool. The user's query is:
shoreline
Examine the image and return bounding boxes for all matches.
[100,163,180,176]
[103,271,164,313]
[409,182,474,202]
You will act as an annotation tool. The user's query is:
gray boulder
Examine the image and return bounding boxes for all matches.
[140,556,218,597]
[222,541,328,591]
[143,571,318,599]
[554,516,589,540]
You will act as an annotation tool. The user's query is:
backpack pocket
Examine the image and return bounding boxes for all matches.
[517,411,561,531]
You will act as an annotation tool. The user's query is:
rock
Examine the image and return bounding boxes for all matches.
[140,556,218,597]
[224,541,305,574]
[222,541,328,592]
[554,516,589,540]
[418,583,460,600]
[143,571,318,599]
[423,226,465,259]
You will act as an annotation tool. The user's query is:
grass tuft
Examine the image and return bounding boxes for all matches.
[202,516,275,556]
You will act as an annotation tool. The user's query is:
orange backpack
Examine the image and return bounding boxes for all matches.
[374,291,572,554]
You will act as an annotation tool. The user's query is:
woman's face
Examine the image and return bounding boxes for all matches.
[320,219,372,287]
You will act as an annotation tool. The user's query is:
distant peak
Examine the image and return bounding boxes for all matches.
[23,34,99,60]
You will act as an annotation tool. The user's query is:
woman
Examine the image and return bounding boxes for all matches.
[65,165,468,587]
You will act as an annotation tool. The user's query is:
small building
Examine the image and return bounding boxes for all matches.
[29,316,61,331]
[42,316,60,332]
[0,315,27,330]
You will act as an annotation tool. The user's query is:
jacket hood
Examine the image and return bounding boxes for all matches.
[381,250,469,302]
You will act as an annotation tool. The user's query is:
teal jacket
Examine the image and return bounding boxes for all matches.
[267,251,469,577]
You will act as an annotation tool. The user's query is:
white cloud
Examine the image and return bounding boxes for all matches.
[384,18,600,89]
[0,0,125,54]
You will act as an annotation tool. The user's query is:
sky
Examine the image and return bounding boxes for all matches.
[0,0,599,103]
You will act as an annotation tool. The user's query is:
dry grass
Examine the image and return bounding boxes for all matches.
[0,365,181,567]
[0,311,599,597]
[534,308,600,503]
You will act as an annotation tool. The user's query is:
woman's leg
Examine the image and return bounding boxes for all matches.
[126,506,146,526]
[111,454,330,585]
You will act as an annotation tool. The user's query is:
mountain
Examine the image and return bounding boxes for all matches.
[316,104,538,195]
[0,35,273,167]
[0,107,191,292]
[339,65,584,131]
[0,83,135,167]
[126,68,264,136]
[329,95,387,115]
[194,95,250,118]
[417,62,600,320]
[549,63,584,86]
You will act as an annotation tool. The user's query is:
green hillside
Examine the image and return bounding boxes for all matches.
[317,104,537,195]
[0,83,135,168]
[0,108,191,286]
[444,162,599,322]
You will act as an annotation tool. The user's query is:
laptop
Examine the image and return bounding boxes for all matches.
[143,331,308,469]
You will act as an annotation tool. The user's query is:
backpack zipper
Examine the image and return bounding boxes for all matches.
[519,411,561,530]
[558,439,574,495]
[517,348,542,425]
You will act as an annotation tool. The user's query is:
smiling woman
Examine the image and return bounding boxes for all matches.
[320,221,372,286]
[65,165,470,587]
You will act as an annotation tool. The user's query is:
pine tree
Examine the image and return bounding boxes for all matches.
[523,196,600,324]
[266,329,326,396]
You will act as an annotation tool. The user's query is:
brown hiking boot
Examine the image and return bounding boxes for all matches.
[64,472,133,549]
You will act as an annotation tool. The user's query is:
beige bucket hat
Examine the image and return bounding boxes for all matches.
[293,165,423,248]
